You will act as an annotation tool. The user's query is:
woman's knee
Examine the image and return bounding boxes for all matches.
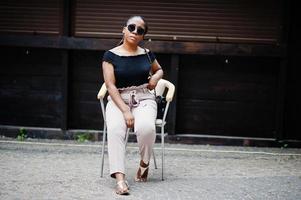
[107,124,127,140]
[135,122,156,137]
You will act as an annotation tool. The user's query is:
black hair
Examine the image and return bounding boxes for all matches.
[118,16,148,46]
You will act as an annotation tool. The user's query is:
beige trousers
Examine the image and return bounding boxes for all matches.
[106,86,157,178]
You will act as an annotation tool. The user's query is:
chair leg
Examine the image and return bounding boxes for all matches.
[100,124,106,178]
[152,149,158,169]
[161,125,165,181]
[125,128,130,148]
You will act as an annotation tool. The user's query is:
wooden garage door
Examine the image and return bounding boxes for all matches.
[0,0,63,35]
[74,0,283,44]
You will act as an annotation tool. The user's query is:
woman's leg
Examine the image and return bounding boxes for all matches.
[132,99,157,181]
[106,100,128,179]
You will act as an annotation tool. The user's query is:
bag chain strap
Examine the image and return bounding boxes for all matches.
[144,48,157,97]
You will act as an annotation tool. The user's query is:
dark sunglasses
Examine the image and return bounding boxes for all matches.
[127,24,145,35]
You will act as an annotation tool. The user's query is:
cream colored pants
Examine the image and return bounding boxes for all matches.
[106,86,157,178]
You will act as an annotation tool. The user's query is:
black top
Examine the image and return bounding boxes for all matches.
[102,50,156,88]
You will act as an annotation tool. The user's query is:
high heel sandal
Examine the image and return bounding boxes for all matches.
[115,180,130,195]
[134,160,149,182]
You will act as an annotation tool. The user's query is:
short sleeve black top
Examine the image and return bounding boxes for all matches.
[102,50,156,88]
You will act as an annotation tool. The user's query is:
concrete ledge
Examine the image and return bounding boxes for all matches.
[168,134,301,148]
[1,125,301,148]
[0,125,101,141]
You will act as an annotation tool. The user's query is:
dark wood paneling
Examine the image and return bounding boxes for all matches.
[176,55,279,138]
[68,50,103,129]
[0,47,63,127]
[177,100,275,137]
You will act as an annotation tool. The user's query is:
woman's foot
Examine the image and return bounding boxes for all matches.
[135,160,149,182]
[115,180,130,195]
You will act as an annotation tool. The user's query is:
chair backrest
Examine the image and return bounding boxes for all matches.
[97,79,175,102]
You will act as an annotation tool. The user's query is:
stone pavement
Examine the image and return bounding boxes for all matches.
[1,138,301,200]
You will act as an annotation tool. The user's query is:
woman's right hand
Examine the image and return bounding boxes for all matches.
[123,110,134,128]
[102,61,135,128]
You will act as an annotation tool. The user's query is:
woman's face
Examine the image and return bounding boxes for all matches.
[123,17,146,45]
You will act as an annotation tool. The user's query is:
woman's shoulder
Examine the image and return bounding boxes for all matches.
[142,47,150,53]
[108,46,121,54]
[104,46,122,58]
[103,49,117,63]
[136,46,151,54]
[103,50,113,57]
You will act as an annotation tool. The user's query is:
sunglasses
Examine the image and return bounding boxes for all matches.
[127,24,145,36]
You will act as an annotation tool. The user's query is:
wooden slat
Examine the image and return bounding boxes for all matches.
[0,34,285,56]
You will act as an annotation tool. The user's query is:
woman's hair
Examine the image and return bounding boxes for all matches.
[118,16,148,46]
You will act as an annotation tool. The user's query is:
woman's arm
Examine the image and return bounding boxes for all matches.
[148,59,164,90]
[102,61,134,128]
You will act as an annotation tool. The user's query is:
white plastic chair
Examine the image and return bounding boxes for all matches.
[97,79,175,180]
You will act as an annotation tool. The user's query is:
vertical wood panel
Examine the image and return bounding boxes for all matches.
[61,0,71,132]
[168,55,179,135]
[283,0,301,140]
[61,51,69,131]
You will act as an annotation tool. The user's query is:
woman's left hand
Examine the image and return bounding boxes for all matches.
[147,61,163,90]
[147,76,159,90]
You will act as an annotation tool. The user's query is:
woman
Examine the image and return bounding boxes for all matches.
[102,16,163,195]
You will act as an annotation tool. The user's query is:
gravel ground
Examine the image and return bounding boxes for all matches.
[1,138,301,200]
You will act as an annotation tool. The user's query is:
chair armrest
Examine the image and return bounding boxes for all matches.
[97,83,107,100]
[165,82,175,102]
